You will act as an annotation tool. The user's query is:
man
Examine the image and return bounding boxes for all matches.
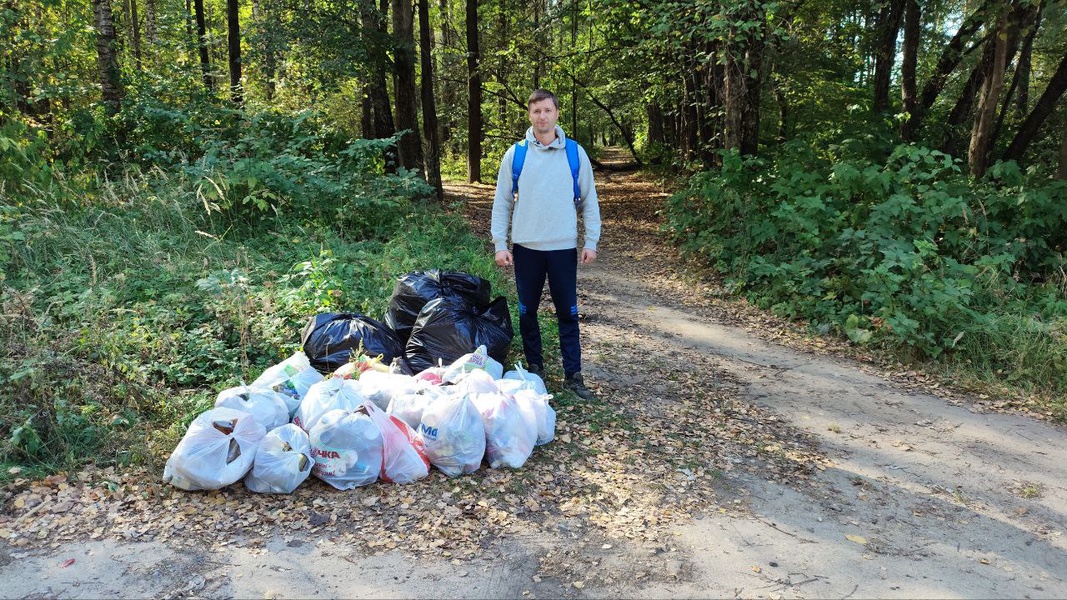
[491,89,601,400]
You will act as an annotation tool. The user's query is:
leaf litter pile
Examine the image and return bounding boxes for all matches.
[1,159,832,590]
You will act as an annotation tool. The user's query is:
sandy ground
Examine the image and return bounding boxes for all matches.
[2,167,1065,599]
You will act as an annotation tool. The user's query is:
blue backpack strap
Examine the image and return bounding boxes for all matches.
[512,138,583,210]
[565,138,582,211]
[511,140,528,199]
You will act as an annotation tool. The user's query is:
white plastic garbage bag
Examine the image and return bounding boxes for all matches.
[293,378,365,433]
[473,392,537,469]
[309,408,383,490]
[357,370,421,411]
[387,387,442,430]
[215,385,290,432]
[452,368,499,396]
[418,393,485,477]
[364,401,429,484]
[501,362,548,396]
[252,351,325,417]
[163,407,266,491]
[244,423,314,493]
[512,389,556,446]
[442,345,503,383]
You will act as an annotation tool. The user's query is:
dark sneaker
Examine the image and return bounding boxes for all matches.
[564,372,596,400]
[527,363,544,378]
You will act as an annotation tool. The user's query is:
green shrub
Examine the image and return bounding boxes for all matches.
[665,138,1067,397]
[1,157,487,481]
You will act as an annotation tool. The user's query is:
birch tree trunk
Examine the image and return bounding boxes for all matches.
[92,0,124,113]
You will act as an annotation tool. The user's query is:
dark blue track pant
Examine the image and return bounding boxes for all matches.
[513,244,581,376]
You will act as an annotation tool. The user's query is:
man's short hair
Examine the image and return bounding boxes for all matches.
[528,89,559,109]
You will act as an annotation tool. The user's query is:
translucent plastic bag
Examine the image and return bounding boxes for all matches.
[357,370,421,411]
[387,388,441,430]
[442,345,504,383]
[500,362,548,396]
[364,401,429,484]
[309,408,383,490]
[473,392,537,469]
[293,378,365,433]
[512,389,556,446]
[214,385,290,432]
[244,424,313,493]
[418,393,485,477]
[163,407,266,491]
[452,368,499,396]
[252,351,325,417]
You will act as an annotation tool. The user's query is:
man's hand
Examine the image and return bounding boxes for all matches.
[580,248,598,264]
[495,250,514,267]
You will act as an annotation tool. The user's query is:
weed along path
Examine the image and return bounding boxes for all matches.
[3,155,1067,599]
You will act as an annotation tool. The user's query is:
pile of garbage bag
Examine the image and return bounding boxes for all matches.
[164,270,555,494]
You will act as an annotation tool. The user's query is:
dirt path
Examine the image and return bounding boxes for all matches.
[2,157,1066,599]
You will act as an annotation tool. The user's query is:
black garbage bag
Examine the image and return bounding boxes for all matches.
[404,296,513,374]
[384,270,492,344]
[301,312,405,374]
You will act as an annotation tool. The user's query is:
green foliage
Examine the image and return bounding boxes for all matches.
[666,136,1067,396]
[114,97,432,227]
[0,126,486,481]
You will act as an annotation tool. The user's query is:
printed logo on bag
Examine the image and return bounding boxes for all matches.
[312,446,356,477]
[419,423,439,440]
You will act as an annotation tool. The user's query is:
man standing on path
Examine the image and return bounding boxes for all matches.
[491,89,601,400]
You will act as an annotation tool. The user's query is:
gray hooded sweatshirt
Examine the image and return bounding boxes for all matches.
[491,125,601,253]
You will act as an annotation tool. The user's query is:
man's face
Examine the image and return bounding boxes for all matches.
[528,98,559,137]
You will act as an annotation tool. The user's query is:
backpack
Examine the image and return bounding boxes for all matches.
[511,138,584,211]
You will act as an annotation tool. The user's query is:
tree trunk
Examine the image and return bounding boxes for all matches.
[872,0,904,113]
[419,0,443,199]
[740,34,764,156]
[437,0,459,146]
[1013,5,1040,119]
[145,0,157,45]
[1003,50,1067,163]
[532,0,540,89]
[360,0,396,165]
[646,102,664,148]
[682,62,700,160]
[226,0,242,106]
[899,0,920,139]
[466,0,482,183]
[698,49,720,161]
[571,0,578,136]
[772,74,788,142]
[126,0,142,71]
[497,0,507,130]
[723,52,744,152]
[394,0,422,171]
[942,38,994,157]
[92,0,125,113]
[193,0,212,91]
[1058,120,1067,180]
[903,0,989,136]
[969,4,1012,178]
[992,2,1042,148]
